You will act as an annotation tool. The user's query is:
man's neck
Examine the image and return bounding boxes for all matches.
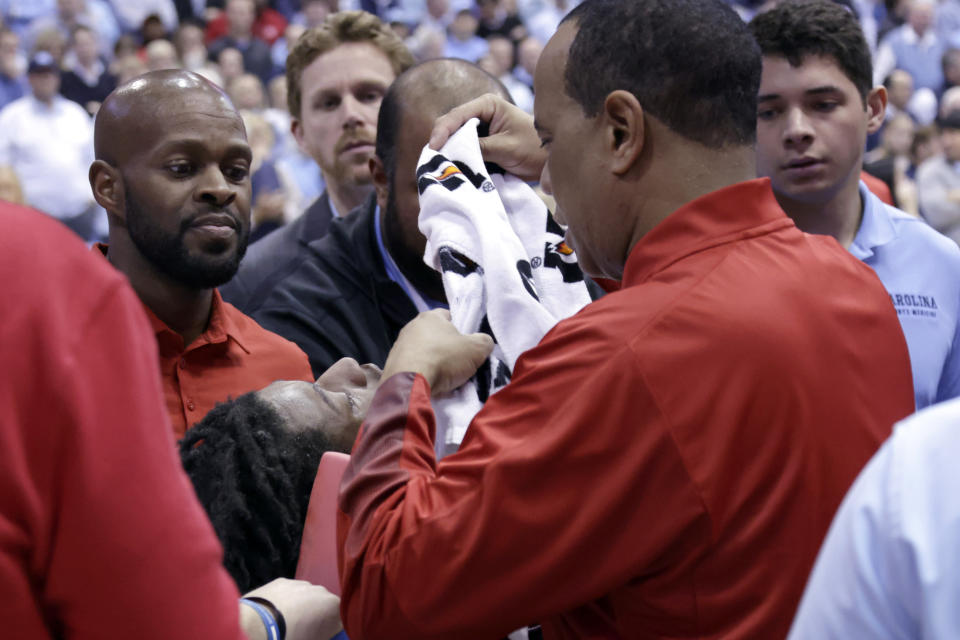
[774,178,864,249]
[105,235,214,347]
[325,176,372,218]
[621,138,758,277]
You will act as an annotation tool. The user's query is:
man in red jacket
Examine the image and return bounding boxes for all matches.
[0,202,340,640]
[336,0,915,638]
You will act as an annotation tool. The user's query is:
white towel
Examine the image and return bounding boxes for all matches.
[417,118,592,459]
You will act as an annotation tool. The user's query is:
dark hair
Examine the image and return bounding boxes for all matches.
[750,0,873,103]
[285,10,414,118]
[179,392,332,592]
[560,0,760,148]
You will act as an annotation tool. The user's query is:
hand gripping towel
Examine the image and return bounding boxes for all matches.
[416,118,592,459]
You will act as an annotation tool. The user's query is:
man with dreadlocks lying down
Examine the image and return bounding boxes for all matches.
[180,357,380,592]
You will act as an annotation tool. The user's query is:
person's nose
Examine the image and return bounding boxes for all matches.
[341,94,368,130]
[195,165,238,208]
[782,107,815,148]
[540,162,553,196]
[316,357,373,391]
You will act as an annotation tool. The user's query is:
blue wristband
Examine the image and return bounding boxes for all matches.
[330,631,349,640]
[240,597,281,640]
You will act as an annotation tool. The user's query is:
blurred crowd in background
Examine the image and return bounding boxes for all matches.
[0,0,958,246]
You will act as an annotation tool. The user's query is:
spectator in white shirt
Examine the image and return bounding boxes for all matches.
[0,50,100,240]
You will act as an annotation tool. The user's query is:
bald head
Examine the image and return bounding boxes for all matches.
[95,70,239,166]
[375,58,510,179]
[395,58,509,123]
[89,69,253,295]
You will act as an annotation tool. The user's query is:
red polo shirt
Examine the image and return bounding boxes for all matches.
[145,290,314,438]
[94,244,313,438]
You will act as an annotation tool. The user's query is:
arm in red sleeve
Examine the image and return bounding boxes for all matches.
[337,323,711,639]
[1,282,244,639]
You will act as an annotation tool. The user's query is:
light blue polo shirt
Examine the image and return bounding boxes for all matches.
[850,182,960,409]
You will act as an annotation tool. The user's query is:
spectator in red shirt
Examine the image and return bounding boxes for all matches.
[207,0,289,46]
[88,69,314,439]
[208,0,277,84]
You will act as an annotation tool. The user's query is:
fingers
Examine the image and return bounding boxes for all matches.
[429,93,506,150]
[470,331,495,356]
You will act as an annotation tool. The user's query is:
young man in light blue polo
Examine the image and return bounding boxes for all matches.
[752,0,960,409]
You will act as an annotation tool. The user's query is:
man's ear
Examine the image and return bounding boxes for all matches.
[291,117,306,152]
[866,86,887,135]
[602,90,644,175]
[369,155,389,211]
[89,160,124,219]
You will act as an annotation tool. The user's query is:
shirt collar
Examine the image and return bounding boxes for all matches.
[904,25,937,47]
[849,181,898,261]
[373,203,446,311]
[29,94,59,112]
[143,288,250,353]
[92,242,250,353]
[622,178,794,287]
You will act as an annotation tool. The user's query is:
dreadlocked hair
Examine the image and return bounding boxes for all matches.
[179,391,331,592]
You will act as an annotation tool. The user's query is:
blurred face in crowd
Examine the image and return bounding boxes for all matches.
[450,12,478,41]
[426,0,449,20]
[257,358,381,450]
[114,53,147,83]
[145,39,179,71]
[217,47,245,83]
[907,0,934,36]
[887,70,913,111]
[292,42,396,193]
[28,68,60,103]
[268,75,287,110]
[884,113,915,157]
[755,55,884,207]
[230,73,266,110]
[303,0,333,28]
[0,31,20,77]
[518,37,542,76]
[487,36,513,76]
[478,0,499,22]
[227,0,257,39]
[0,30,18,59]
[57,0,83,21]
[941,126,960,163]
[72,27,99,67]
[175,23,207,69]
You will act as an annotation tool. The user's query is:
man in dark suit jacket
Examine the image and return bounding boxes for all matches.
[220,10,413,313]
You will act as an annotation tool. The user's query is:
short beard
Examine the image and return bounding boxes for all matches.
[382,174,444,302]
[125,185,249,289]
